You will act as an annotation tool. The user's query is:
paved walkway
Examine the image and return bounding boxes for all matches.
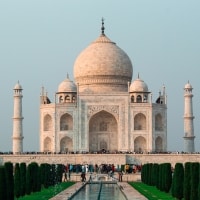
[118,182,147,200]
[50,181,147,200]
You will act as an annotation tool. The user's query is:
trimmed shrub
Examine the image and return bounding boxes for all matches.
[151,163,158,186]
[20,162,26,196]
[184,162,191,200]
[171,163,184,200]
[190,162,199,200]
[4,162,14,200]
[163,163,172,193]
[26,163,32,195]
[198,164,200,199]
[14,163,21,198]
[0,166,7,200]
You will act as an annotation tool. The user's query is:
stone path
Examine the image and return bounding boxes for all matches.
[118,182,147,200]
[50,181,147,200]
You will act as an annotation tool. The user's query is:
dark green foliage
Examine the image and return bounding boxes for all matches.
[4,162,14,200]
[0,166,7,200]
[163,163,172,193]
[141,163,147,184]
[153,163,159,187]
[141,163,145,183]
[190,162,199,200]
[14,163,21,198]
[50,164,57,185]
[56,164,64,183]
[42,163,52,188]
[160,163,165,191]
[31,162,40,192]
[26,163,32,195]
[154,163,159,189]
[158,164,163,191]
[40,163,46,187]
[20,162,26,197]
[26,162,41,194]
[171,163,184,200]
[198,164,200,200]
[184,162,191,200]
[148,163,153,185]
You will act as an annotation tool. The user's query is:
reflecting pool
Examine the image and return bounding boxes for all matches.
[70,183,127,200]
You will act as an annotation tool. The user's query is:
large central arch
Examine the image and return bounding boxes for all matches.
[89,111,118,152]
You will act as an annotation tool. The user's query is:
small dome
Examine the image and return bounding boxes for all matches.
[58,75,77,93]
[130,78,148,92]
[14,81,22,90]
[184,82,192,89]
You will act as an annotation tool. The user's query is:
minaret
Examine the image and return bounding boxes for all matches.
[12,81,24,154]
[183,81,195,152]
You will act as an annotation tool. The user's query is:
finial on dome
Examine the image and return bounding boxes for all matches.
[137,73,140,79]
[101,17,105,35]
[66,73,69,79]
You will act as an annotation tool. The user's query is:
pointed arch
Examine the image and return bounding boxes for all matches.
[155,136,163,152]
[43,114,52,131]
[59,96,63,103]
[134,136,146,153]
[155,113,163,131]
[44,137,52,152]
[60,113,73,131]
[60,136,73,153]
[131,95,134,103]
[136,95,142,102]
[134,113,146,130]
[89,110,118,152]
[65,95,70,102]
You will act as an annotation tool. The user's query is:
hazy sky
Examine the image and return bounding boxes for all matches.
[0,0,200,152]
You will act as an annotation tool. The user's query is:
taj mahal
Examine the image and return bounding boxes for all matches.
[12,20,195,155]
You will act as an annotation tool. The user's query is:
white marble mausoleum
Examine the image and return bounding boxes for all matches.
[39,21,167,154]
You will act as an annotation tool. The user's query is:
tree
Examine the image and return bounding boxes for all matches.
[14,163,21,198]
[184,162,191,200]
[198,164,200,199]
[20,162,26,197]
[162,163,172,193]
[4,162,14,200]
[171,163,184,200]
[26,163,32,195]
[0,166,7,200]
[190,162,199,200]
[151,163,159,186]
[158,163,164,191]
[31,162,40,192]
[154,163,160,189]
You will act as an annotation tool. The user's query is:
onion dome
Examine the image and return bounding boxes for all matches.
[130,77,148,93]
[184,81,193,89]
[14,81,22,90]
[73,19,133,93]
[58,74,77,93]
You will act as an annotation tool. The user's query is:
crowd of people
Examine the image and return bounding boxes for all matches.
[62,163,142,182]
[0,150,199,155]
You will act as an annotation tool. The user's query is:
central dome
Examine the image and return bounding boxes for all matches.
[73,24,133,93]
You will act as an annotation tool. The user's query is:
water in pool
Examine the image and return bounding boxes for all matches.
[70,183,127,200]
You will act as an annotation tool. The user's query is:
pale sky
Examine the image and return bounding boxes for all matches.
[0,0,200,152]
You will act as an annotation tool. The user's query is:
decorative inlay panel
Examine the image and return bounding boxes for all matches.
[87,105,119,120]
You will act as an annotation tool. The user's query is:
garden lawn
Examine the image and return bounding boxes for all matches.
[17,182,75,200]
[129,182,175,200]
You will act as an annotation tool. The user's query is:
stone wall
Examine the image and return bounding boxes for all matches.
[1,153,200,167]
